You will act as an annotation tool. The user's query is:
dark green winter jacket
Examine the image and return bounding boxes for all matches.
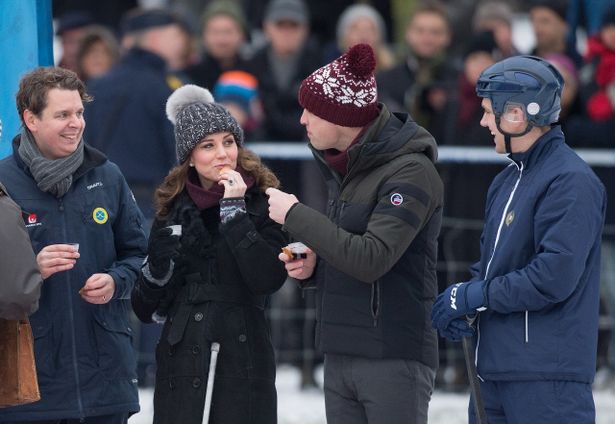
[284,105,443,369]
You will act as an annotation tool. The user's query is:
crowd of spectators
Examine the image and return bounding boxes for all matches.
[50,0,615,391]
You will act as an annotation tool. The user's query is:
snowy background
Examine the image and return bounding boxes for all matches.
[129,365,615,424]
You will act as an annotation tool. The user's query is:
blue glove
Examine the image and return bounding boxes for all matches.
[431,281,486,332]
[438,318,475,341]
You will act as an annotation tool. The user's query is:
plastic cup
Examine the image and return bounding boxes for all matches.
[167,225,182,236]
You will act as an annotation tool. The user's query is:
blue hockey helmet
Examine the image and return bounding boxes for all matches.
[476,55,564,127]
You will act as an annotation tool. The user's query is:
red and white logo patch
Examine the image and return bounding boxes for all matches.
[390,193,403,206]
[27,213,37,224]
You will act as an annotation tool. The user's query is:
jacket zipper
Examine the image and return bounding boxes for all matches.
[484,161,524,278]
[61,197,85,417]
[476,161,525,376]
[371,280,380,327]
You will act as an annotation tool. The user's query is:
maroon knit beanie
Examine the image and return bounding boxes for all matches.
[298,43,379,127]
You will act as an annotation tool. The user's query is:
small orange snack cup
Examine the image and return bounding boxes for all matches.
[281,242,308,260]
[281,246,293,258]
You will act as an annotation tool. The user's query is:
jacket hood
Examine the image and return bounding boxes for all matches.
[308,104,439,181]
[347,105,438,175]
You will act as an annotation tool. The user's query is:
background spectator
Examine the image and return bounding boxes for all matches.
[566,0,610,48]
[86,8,184,220]
[298,0,393,49]
[582,8,615,123]
[377,1,458,144]
[249,0,322,143]
[544,52,582,121]
[472,0,520,58]
[566,7,615,148]
[450,31,500,146]
[529,0,583,67]
[323,3,396,72]
[213,69,263,140]
[437,0,480,56]
[185,0,251,90]
[75,25,120,83]
[164,18,198,90]
[55,10,95,72]
[53,0,137,33]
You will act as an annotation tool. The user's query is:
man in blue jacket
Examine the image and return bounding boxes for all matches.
[432,55,607,424]
[0,67,147,422]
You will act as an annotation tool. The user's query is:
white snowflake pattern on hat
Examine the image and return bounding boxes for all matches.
[313,67,339,97]
[299,43,379,126]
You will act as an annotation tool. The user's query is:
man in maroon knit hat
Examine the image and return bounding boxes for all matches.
[266,43,443,424]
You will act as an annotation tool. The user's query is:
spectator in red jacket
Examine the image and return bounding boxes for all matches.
[584,7,615,121]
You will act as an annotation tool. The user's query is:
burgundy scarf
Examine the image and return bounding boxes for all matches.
[185,166,255,210]
[323,124,371,176]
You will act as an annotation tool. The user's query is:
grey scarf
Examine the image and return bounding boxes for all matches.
[18,127,84,198]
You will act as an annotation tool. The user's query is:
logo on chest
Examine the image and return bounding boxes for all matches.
[93,207,109,224]
[87,181,103,190]
[22,211,42,228]
[505,210,515,226]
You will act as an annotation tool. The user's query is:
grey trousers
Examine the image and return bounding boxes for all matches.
[324,354,436,424]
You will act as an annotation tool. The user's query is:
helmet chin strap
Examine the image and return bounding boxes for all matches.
[495,117,533,154]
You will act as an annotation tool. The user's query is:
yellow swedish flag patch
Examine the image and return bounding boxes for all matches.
[93,207,109,224]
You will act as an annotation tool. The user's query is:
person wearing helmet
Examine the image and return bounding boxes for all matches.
[432,55,607,424]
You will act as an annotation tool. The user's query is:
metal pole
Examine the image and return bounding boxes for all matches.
[202,342,220,424]
[462,335,487,424]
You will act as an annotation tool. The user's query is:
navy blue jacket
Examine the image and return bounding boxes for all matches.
[0,138,147,420]
[472,127,606,383]
[85,48,176,187]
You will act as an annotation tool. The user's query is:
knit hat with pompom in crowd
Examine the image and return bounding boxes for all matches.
[298,43,378,127]
[166,84,244,164]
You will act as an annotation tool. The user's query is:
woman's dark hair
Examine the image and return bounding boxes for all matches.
[154,146,280,218]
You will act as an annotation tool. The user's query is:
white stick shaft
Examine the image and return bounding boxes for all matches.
[202,342,220,424]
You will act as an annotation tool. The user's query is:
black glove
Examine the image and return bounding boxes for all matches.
[146,227,181,280]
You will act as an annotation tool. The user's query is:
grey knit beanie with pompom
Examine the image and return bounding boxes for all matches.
[166,84,244,164]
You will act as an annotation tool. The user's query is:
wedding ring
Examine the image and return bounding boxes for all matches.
[228,179,234,185]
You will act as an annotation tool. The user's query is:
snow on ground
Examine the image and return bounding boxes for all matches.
[129,365,615,424]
